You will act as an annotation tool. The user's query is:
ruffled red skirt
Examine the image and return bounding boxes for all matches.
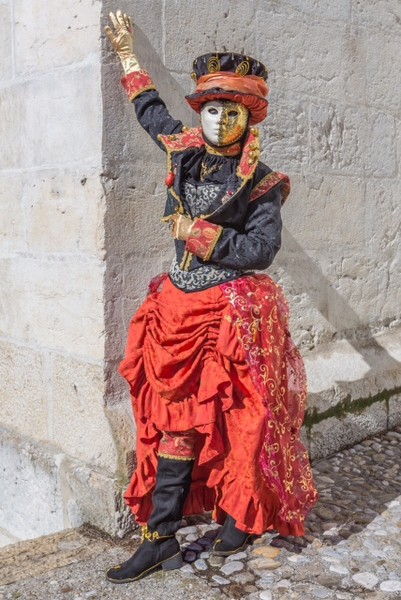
[119,274,318,537]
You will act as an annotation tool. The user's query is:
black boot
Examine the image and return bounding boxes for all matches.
[107,457,194,583]
[211,515,252,557]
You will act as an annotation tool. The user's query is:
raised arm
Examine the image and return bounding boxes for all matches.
[105,11,183,149]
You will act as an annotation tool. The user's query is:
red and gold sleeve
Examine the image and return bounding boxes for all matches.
[185,219,223,261]
[121,70,157,102]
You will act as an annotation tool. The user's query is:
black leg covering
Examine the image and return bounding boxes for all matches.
[148,456,194,536]
[106,456,194,583]
[211,515,252,556]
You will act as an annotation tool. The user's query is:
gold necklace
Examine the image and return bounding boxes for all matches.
[200,161,222,182]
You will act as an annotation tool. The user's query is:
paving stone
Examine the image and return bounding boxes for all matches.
[232,571,255,584]
[352,572,379,589]
[211,574,230,585]
[249,557,282,572]
[244,585,258,593]
[180,563,195,574]
[317,574,341,587]
[259,591,273,600]
[1,427,401,600]
[251,546,281,559]
[226,551,248,562]
[220,560,244,575]
[379,580,401,592]
[194,559,208,571]
[329,564,350,575]
[311,587,333,598]
[274,578,291,588]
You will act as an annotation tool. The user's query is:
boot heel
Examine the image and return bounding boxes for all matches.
[161,552,183,571]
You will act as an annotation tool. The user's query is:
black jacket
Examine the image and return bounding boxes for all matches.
[133,88,289,273]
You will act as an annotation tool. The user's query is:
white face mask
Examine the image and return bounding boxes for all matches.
[200,100,249,147]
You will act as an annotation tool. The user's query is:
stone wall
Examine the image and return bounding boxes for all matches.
[0,0,123,543]
[102,0,401,462]
[1,0,400,541]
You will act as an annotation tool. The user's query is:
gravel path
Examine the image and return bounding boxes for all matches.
[1,426,400,600]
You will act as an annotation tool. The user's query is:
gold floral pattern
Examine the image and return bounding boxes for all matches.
[221,275,318,527]
[185,218,223,260]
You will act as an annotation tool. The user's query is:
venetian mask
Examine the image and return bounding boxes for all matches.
[200,100,249,147]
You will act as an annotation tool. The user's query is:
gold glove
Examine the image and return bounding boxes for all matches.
[171,215,194,241]
[104,10,140,74]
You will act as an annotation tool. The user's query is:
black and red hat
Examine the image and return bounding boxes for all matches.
[185,52,269,125]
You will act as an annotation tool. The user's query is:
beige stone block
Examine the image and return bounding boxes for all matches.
[61,457,127,535]
[337,253,400,326]
[103,400,136,475]
[282,174,367,252]
[0,341,48,440]
[101,62,162,169]
[310,104,396,177]
[0,2,12,80]
[0,85,27,170]
[101,61,189,170]
[275,0,351,21]
[342,26,368,104]
[366,31,401,114]
[308,402,388,460]
[0,256,105,360]
[13,0,101,75]
[364,179,401,255]
[105,184,168,262]
[51,354,118,471]
[261,91,309,173]
[310,103,362,174]
[361,110,397,175]
[0,65,102,170]
[22,170,105,255]
[378,251,401,324]
[269,258,336,350]
[351,0,401,33]
[388,395,401,429]
[0,427,64,538]
[273,229,373,345]
[0,173,26,252]
[253,7,346,103]
[164,1,260,72]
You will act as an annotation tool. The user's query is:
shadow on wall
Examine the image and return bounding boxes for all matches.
[101,13,400,426]
[281,227,401,386]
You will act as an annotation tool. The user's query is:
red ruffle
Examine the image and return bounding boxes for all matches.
[120,275,316,536]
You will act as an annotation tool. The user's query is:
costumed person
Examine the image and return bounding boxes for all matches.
[104,11,318,584]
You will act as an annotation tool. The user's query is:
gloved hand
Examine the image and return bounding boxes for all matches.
[170,215,194,241]
[104,10,140,74]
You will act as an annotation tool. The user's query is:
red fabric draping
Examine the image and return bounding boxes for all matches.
[119,274,317,536]
[221,276,318,528]
[186,72,269,124]
[197,72,269,99]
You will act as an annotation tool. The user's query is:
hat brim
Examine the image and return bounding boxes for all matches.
[185,88,268,125]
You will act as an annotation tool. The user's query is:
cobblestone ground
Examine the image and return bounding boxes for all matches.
[0,426,400,600]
